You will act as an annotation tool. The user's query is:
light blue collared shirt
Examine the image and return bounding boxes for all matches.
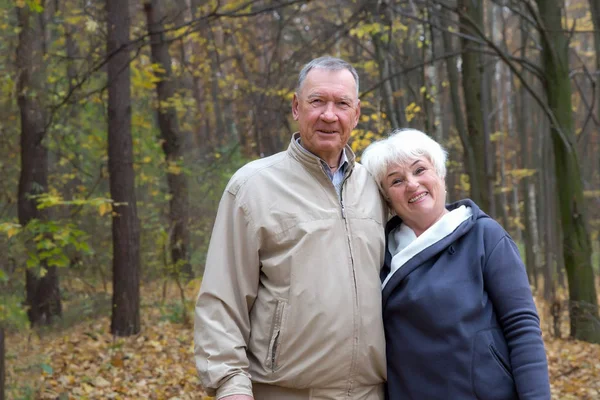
[296,138,348,198]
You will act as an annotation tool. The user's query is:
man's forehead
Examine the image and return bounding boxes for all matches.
[302,69,357,90]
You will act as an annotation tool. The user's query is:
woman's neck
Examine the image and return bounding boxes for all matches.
[404,208,449,237]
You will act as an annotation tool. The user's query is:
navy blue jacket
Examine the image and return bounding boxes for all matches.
[383,199,550,400]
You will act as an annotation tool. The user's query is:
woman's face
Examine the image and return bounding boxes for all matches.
[384,156,447,234]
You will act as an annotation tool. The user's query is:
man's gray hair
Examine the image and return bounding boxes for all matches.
[297,56,359,97]
[361,129,448,194]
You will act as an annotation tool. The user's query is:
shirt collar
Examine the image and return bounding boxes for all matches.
[295,137,349,172]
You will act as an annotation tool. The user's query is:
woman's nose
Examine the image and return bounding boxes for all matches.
[406,178,419,190]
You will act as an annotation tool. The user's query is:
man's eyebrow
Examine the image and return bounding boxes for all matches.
[305,93,355,102]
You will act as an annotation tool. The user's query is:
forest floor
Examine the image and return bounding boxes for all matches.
[5,280,600,400]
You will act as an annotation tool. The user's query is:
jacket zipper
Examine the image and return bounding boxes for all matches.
[340,177,358,399]
[271,331,280,373]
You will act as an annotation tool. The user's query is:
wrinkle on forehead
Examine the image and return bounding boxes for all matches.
[299,69,358,100]
[305,92,356,105]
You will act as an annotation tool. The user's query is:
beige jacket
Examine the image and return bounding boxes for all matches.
[194,133,387,400]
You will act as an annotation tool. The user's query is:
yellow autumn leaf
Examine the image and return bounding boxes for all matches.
[98,203,111,216]
[167,163,182,175]
[7,227,19,238]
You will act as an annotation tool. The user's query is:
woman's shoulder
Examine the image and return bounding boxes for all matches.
[449,199,511,246]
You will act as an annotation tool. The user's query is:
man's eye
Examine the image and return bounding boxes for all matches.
[310,99,322,104]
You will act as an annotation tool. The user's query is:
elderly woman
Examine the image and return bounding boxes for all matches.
[361,129,551,400]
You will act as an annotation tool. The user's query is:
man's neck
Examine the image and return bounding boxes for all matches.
[296,139,345,170]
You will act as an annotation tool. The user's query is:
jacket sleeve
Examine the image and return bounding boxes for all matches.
[483,234,551,399]
[194,189,260,399]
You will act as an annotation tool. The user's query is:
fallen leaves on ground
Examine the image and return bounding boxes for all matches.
[5,283,600,399]
[6,282,209,400]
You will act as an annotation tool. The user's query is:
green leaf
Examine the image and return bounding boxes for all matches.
[26,256,39,269]
[40,363,53,375]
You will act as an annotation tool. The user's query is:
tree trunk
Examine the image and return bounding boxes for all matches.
[483,1,497,219]
[589,0,600,127]
[373,33,400,130]
[494,15,509,229]
[536,0,600,343]
[526,182,540,287]
[16,2,61,326]
[107,0,141,337]
[0,325,4,400]
[517,18,539,286]
[457,0,492,213]
[541,127,555,301]
[208,39,226,147]
[144,0,193,281]
[588,0,600,273]
[427,15,442,142]
[389,62,407,127]
[442,7,475,198]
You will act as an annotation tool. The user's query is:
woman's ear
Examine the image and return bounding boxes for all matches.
[383,194,393,209]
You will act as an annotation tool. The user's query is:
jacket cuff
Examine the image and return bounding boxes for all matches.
[216,374,253,399]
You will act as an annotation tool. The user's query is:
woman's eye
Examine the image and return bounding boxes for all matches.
[415,167,425,174]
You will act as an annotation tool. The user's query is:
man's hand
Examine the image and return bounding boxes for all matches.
[220,396,253,400]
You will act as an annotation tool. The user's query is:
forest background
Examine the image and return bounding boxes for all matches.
[1,0,600,398]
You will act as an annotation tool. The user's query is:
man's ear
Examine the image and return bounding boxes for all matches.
[292,93,300,121]
[354,99,361,128]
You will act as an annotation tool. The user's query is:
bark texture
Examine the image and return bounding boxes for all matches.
[145,0,193,280]
[107,0,141,336]
[16,3,61,326]
[457,0,493,213]
[536,0,600,343]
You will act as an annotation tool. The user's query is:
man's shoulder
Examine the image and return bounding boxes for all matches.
[350,161,380,189]
[226,151,289,195]
[352,161,369,176]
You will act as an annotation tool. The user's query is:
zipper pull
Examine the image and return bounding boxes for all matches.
[341,199,346,219]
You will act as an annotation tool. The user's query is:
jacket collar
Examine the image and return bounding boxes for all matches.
[381,199,484,304]
[288,132,356,177]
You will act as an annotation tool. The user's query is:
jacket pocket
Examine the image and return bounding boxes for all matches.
[489,343,512,378]
[266,299,287,372]
[471,328,516,400]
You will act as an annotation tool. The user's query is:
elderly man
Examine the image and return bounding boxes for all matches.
[194,56,387,400]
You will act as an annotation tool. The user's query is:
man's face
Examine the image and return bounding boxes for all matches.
[292,68,360,164]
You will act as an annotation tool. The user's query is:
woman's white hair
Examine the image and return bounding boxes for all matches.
[361,129,448,192]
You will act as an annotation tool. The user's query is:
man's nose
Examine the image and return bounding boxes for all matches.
[320,103,338,122]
